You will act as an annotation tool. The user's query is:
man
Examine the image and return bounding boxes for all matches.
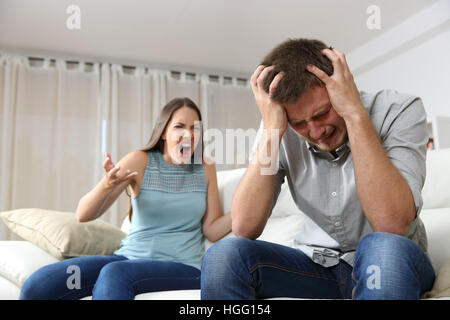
[200,38,435,300]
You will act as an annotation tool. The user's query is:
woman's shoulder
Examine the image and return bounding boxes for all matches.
[126,149,149,162]
[118,150,149,172]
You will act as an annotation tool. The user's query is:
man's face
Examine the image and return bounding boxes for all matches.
[285,85,348,152]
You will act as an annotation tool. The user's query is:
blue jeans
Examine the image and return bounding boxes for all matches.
[20,254,200,300]
[201,232,435,300]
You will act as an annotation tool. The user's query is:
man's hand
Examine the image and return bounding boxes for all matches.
[306,48,365,121]
[250,65,287,138]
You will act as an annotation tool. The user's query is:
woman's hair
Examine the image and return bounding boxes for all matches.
[124,97,203,221]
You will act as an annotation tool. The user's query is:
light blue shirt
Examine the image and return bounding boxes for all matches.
[114,150,207,270]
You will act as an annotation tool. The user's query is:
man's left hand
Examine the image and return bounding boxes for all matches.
[306,48,365,121]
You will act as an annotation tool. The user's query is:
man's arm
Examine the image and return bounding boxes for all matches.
[344,109,417,235]
[307,48,420,236]
[232,129,284,239]
[231,65,286,239]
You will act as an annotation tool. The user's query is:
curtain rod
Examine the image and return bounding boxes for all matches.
[2,50,250,82]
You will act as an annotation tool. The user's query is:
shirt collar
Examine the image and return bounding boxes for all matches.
[306,139,351,162]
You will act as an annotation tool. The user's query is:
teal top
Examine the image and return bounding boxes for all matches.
[114,150,207,270]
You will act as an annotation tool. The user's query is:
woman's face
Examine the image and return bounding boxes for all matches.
[162,106,201,164]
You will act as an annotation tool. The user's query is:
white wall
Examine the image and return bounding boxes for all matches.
[355,28,450,117]
[348,0,450,118]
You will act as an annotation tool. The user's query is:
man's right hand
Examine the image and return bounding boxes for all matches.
[250,65,287,138]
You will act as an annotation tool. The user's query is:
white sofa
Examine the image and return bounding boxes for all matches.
[1,148,450,300]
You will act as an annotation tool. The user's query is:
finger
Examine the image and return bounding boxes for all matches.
[306,64,331,84]
[256,65,275,89]
[102,157,109,169]
[321,48,345,74]
[116,170,138,183]
[105,152,113,165]
[103,156,114,171]
[330,47,349,66]
[321,48,340,62]
[331,48,351,74]
[268,72,284,97]
[250,65,266,89]
[123,171,138,181]
[331,47,344,58]
[108,165,120,178]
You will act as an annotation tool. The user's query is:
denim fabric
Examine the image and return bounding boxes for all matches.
[20,254,200,300]
[201,238,354,300]
[201,232,435,300]
[352,232,435,300]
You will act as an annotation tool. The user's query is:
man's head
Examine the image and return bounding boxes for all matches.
[261,38,348,152]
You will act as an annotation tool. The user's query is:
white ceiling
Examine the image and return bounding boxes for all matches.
[0,0,438,77]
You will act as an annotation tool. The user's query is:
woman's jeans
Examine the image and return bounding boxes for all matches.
[20,254,200,300]
[201,232,435,300]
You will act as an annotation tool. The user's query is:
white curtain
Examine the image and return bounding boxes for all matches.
[0,53,259,240]
[0,56,101,240]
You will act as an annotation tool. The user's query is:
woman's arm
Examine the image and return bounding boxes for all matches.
[201,160,232,242]
[76,151,142,222]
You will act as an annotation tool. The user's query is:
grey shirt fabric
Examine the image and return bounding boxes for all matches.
[251,90,429,268]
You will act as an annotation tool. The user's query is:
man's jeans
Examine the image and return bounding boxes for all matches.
[201,232,435,299]
[20,254,200,300]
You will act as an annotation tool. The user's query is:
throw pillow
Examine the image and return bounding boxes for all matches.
[0,208,126,259]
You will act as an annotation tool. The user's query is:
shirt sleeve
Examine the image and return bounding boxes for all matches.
[249,120,287,217]
[381,97,428,216]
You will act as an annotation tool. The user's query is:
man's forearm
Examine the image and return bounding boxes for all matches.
[231,131,281,239]
[345,108,416,235]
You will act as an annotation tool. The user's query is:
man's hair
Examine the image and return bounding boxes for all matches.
[260,38,334,105]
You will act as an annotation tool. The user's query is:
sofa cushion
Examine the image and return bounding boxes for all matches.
[0,241,59,287]
[422,148,450,210]
[0,276,20,300]
[216,168,246,216]
[422,259,450,299]
[216,168,299,219]
[81,289,201,300]
[0,208,126,259]
[420,208,450,272]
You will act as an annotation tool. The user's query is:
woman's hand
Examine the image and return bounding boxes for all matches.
[103,152,137,190]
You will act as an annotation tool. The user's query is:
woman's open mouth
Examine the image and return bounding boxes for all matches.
[179,143,192,157]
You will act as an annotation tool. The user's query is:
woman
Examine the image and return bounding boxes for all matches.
[20,97,231,300]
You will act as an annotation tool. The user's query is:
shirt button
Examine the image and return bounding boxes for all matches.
[332,162,337,167]
[331,191,337,197]
[334,221,341,227]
